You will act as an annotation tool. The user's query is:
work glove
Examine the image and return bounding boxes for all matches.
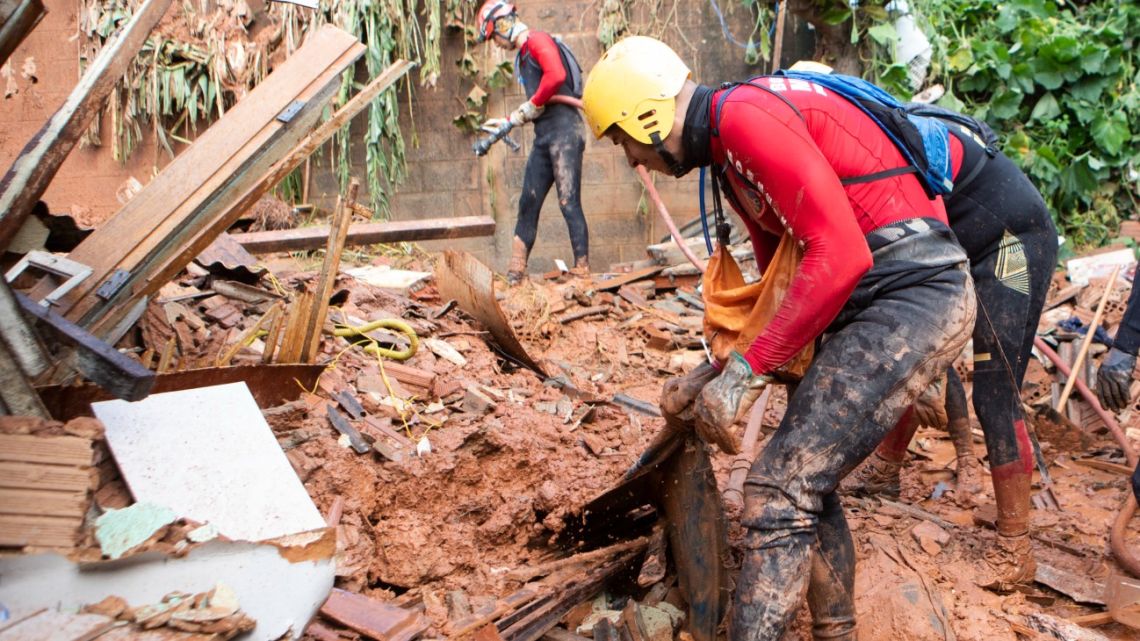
[914,372,949,429]
[508,100,542,127]
[1096,346,1137,412]
[694,352,771,455]
[660,361,719,420]
[480,117,510,134]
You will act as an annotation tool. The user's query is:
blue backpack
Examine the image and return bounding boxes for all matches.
[714,71,955,198]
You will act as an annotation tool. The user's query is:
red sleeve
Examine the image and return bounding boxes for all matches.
[719,99,873,375]
[739,213,779,274]
[522,33,566,107]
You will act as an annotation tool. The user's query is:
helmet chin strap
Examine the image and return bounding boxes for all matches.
[650,132,688,178]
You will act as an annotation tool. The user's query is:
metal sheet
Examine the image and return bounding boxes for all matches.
[38,363,322,420]
[194,232,267,280]
[435,251,547,377]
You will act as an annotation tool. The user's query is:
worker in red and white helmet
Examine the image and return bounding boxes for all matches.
[475,0,589,284]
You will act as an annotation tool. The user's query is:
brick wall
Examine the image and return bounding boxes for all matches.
[1,1,812,273]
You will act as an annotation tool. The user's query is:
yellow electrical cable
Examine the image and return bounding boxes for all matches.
[333,318,419,361]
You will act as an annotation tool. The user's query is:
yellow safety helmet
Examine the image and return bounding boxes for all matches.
[581,36,691,144]
[788,60,834,74]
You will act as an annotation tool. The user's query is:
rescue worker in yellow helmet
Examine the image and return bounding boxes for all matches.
[583,37,976,641]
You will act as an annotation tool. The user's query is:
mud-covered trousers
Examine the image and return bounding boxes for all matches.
[514,106,589,264]
[732,220,975,641]
[872,150,1057,484]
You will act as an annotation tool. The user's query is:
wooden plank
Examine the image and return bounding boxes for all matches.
[0,513,82,548]
[0,0,171,251]
[378,361,435,391]
[0,434,92,466]
[0,462,93,492]
[14,292,154,401]
[0,488,88,517]
[0,277,48,378]
[73,55,360,339]
[301,180,357,362]
[79,50,362,339]
[232,215,497,253]
[590,266,663,292]
[319,588,429,641]
[0,0,44,67]
[0,338,47,417]
[50,26,361,322]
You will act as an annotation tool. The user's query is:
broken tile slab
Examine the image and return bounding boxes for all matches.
[346,265,431,293]
[0,538,334,641]
[94,503,177,560]
[92,382,326,543]
[319,588,429,641]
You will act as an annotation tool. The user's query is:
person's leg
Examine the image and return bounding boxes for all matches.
[807,493,856,641]
[548,126,589,271]
[944,368,983,500]
[733,265,974,640]
[511,137,556,283]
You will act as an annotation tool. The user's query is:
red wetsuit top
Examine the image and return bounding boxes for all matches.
[710,76,949,375]
[518,32,566,107]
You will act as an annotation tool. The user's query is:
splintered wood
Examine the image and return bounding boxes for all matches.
[37,25,365,339]
[0,417,99,550]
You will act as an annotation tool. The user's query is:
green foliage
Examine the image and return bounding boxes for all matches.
[907,0,1140,247]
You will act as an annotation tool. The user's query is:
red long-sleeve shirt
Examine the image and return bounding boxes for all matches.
[710,77,948,375]
[518,32,566,107]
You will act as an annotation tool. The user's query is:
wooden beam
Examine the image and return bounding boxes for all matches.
[0,0,172,251]
[232,215,496,253]
[301,179,358,363]
[57,28,365,337]
[0,0,45,67]
[14,291,154,401]
[0,278,48,378]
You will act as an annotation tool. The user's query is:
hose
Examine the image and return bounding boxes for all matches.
[334,318,419,361]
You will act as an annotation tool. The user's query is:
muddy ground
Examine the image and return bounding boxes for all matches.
[196,251,1136,641]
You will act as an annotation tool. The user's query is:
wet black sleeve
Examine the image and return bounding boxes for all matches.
[1113,279,1140,356]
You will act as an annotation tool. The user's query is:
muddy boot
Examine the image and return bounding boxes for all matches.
[949,417,983,505]
[732,541,814,641]
[839,452,902,499]
[568,255,590,278]
[506,236,529,286]
[978,470,1036,591]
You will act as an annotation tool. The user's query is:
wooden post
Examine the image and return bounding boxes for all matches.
[1058,267,1119,412]
[0,0,173,251]
[300,179,358,363]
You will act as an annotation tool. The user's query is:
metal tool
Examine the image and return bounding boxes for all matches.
[473,119,520,156]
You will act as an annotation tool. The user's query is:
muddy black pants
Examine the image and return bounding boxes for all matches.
[515,110,589,263]
[732,220,975,641]
[945,150,1057,472]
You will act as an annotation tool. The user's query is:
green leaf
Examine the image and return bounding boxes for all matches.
[990,89,1023,120]
[1091,112,1131,155]
[821,7,852,26]
[947,48,974,72]
[1029,93,1060,123]
[1067,75,1111,103]
[867,23,897,48]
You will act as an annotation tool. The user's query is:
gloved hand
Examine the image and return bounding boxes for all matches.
[480,117,510,134]
[508,100,541,127]
[914,372,949,429]
[1096,346,1137,411]
[694,352,770,454]
[660,361,719,420]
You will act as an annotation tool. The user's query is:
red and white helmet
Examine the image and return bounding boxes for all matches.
[477,1,518,42]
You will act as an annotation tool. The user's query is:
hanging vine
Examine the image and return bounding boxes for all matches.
[78,0,446,217]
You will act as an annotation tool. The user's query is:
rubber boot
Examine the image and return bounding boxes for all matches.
[945,370,982,504]
[839,410,917,499]
[568,255,590,278]
[949,416,983,504]
[979,467,1036,591]
[506,236,529,286]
